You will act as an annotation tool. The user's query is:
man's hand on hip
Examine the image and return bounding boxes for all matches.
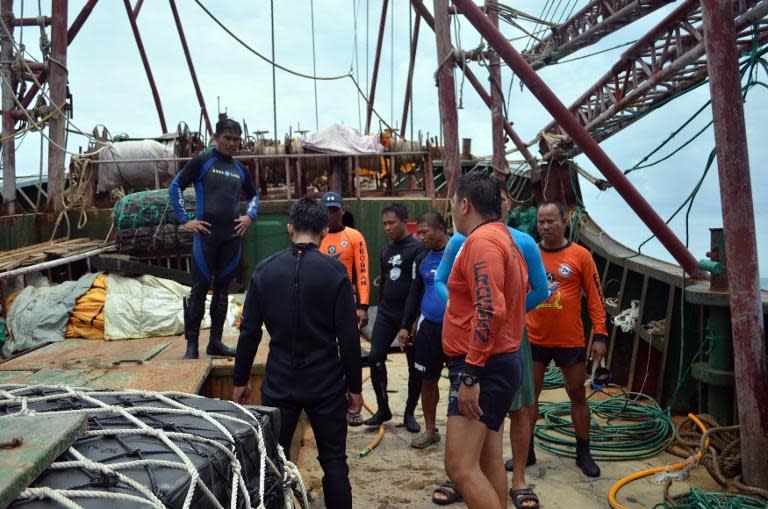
[180,219,212,235]
[458,383,483,420]
[234,215,253,236]
[232,385,251,405]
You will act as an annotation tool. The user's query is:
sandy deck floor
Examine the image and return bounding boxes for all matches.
[295,349,721,509]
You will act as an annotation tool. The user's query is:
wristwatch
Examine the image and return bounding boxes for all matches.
[459,373,478,387]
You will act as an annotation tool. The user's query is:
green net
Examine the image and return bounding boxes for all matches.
[508,206,538,238]
[113,189,196,229]
[654,488,768,508]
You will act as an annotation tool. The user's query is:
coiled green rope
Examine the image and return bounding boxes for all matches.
[543,361,564,390]
[653,488,767,509]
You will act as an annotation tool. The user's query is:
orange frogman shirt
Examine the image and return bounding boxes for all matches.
[442,221,528,370]
[526,241,607,348]
[320,226,370,307]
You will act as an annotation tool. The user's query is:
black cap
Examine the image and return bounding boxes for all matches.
[321,192,343,209]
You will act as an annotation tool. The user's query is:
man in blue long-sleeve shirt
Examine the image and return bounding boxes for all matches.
[168,118,259,359]
[232,197,362,509]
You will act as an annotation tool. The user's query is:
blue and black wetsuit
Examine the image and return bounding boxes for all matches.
[168,149,258,355]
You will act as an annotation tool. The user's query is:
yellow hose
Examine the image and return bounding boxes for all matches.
[358,374,385,457]
[608,413,710,509]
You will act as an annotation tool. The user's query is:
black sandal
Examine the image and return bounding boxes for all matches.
[510,487,540,509]
[432,480,463,506]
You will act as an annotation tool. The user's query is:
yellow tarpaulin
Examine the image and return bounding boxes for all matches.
[65,273,106,340]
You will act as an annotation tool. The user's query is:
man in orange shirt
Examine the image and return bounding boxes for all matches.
[443,172,528,509]
[526,201,608,478]
[320,192,370,329]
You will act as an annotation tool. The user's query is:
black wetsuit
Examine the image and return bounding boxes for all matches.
[366,234,424,427]
[168,149,258,350]
[234,242,361,509]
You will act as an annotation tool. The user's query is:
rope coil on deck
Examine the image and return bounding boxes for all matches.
[0,384,309,509]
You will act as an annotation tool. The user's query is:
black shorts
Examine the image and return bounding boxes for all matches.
[446,352,522,432]
[368,312,401,363]
[414,319,446,379]
[530,344,587,368]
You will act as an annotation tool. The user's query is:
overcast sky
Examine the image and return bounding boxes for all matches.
[8,1,767,277]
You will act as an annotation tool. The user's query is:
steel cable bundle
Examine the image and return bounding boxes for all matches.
[534,386,674,461]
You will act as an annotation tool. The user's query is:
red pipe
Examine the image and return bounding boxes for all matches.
[452,0,706,279]
[487,2,506,179]
[400,13,421,138]
[701,0,768,489]
[13,16,51,26]
[45,0,67,215]
[411,0,539,172]
[123,0,167,133]
[21,0,99,110]
[133,0,144,18]
[365,0,389,134]
[169,0,212,138]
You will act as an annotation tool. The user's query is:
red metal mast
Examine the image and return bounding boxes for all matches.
[487,1,506,179]
[701,0,768,489]
[433,0,460,195]
[452,0,707,279]
[45,0,68,215]
[365,0,389,134]
[1,0,16,215]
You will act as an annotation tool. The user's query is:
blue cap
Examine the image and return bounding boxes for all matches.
[321,192,343,209]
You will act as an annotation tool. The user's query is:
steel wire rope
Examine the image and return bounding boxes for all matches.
[353,0,362,132]
[310,0,319,130]
[192,0,351,81]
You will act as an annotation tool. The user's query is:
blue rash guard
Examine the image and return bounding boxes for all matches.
[400,248,446,330]
[435,227,548,312]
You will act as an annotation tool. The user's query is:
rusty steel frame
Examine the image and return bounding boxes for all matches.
[1,0,16,215]
[133,0,144,18]
[401,11,420,138]
[523,0,673,70]
[169,0,212,138]
[366,0,389,134]
[452,0,707,279]
[540,0,768,156]
[433,0,461,195]
[411,0,540,172]
[45,0,67,215]
[487,1,506,179]
[123,0,167,133]
[20,0,99,111]
[701,0,768,489]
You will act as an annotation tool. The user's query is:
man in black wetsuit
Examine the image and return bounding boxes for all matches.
[232,197,363,509]
[364,203,424,432]
[169,118,259,359]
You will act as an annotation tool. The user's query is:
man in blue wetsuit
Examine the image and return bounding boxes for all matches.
[168,118,259,359]
[432,182,547,508]
[396,211,449,449]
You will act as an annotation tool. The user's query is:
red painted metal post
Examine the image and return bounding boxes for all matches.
[123,0,167,133]
[169,0,212,138]
[486,2,506,179]
[433,0,460,195]
[21,0,99,110]
[401,13,420,138]
[45,0,67,215]
[452,0,706,279]
[1,0,16,215]
[411,0,538,173]
[365,0,389,134]
[701,0,768,489]
[133,0,144,18]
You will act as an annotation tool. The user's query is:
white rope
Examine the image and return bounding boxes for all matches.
[612,299,641,333]
[0,384,308,509]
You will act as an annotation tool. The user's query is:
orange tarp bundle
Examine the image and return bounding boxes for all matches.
[65,273,107,340]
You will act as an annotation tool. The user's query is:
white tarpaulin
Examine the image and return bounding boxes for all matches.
[97,140,179,193]
[103,274,240,340]
[299,123,384,154]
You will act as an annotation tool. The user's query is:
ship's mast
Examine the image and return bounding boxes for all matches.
[0,0,16,215]
[45,0,68,215]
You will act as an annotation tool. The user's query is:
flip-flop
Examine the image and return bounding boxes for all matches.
[411,431,441,449]
[432,480,462,506]
[347,412,364,427]
[510,487,540,509]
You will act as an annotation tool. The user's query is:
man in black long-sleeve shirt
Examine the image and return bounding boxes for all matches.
[232,197,363,509]
[364,203,424,432]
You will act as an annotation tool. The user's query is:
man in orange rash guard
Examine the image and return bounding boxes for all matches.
[442,172,528,509]
[526,200,608,478]
[319,192,370,329]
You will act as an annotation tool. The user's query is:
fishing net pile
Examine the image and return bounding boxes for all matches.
[113,189,195,255]
[0,384,308,509]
